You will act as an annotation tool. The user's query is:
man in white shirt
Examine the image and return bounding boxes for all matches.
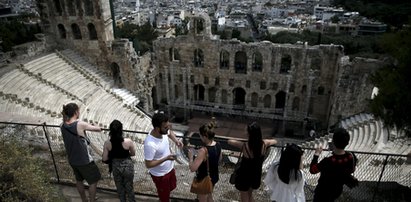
[144,112,183,202]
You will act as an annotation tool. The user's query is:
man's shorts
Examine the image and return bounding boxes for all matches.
[150,169,177,202]
[70,161,101,184]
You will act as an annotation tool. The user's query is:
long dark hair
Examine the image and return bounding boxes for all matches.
[247,122,263,157]
[109,120,124,144]
[277,144,304,184]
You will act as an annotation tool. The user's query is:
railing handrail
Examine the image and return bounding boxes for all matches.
[1,121,408,157]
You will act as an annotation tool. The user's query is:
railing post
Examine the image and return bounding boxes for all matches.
[372,154,389,202]
[42,123,60,183]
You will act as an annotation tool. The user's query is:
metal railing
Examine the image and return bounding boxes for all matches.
[0,121,409,202]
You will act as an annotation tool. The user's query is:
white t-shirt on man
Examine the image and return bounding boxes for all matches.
[144,130,174,176]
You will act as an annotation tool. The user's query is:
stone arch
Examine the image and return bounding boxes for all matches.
[220,50,229,69]
[169,48,180,61]
[174,84,179,98]
[252,51,263,72]
[75,0,83,16]
[194,49,204,67]
[194,84,205,101]
[233,87,246,105]
[57,24,66,39]
[209,87,217,103]
[235,51,247,74]
[301,85,307,94]
[263,94,271,108]
[111,62,122,87]
[251,92,258,107]
[152,87,158,109]
[87,23,97,40]
[221,89,228,104]
[53,0,63,15]
[66,0,76,16]
[280,54,291,74]
[275,91,286,109]
[84,0,94,16]
[318,86,325,95]
[71,23,82,39]
[292,97,300,111]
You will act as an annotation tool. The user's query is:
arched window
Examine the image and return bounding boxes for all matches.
[71,23,82,39]
[264,94,271,108]
[57,24,66,39]
[84,0,94,16]
[318,86,325,95]
[220,50,229,69]
[195,19,204,34]
[252,51,263,72]
[280,55,291,74]
[209,87,217,103]
[221,89,227,104]
[194,49,204,67]
[194,84,205,101]
[53,0,62,15]
[169,48,180,61]
[67,0,76,16]
[235,51,247,74]
[87,23,97,40]
[251,93,258,107]
[301,85,307,94]
[292,97,300,111]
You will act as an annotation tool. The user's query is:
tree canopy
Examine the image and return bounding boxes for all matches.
[0,20,41,52]
[370,26,411,136]
[115,22,158,54]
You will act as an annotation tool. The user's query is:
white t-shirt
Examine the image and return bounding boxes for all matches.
[263,162,306,202]
[144,130,174,176]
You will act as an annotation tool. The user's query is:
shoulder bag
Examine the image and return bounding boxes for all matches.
[190,147,213,194]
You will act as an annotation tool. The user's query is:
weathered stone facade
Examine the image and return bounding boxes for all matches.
[35,2,384,133]
[36,0,155,110]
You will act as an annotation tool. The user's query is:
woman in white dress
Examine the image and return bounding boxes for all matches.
[264,144,305,202]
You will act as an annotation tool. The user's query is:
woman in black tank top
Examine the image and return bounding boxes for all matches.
[228,122,277,202]
[188,122,222,202]
[102,120,136,202]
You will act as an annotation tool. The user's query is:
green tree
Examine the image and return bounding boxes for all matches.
[115,22,158,54]
[370,26,411,136]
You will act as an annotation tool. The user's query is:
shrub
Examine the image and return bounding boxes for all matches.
[0,135,64,201]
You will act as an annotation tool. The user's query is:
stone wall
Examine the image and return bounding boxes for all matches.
[12,34,48,61]
[329,56,385,125]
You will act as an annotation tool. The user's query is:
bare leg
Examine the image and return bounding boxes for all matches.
[207,193,214,202]
[76,181,88,202]
[240,191,249,202]
[248,189,254,202]
[88,182,97,202]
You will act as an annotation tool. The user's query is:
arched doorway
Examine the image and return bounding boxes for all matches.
[275,91,286,109]
[194,84,205,101]
[152,87,158,109]
[111,62,122,87]
[233,87,246,106]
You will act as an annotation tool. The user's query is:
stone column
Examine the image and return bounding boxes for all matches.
[305,69,315,116]
[283,70,293,134]
[183,66,188,122]
[164,66,171,117]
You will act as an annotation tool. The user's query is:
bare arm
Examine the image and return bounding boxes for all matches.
[168,130,183,147]
[228,139,244,149]
[102,140,110,162]
[126,139,136,156]
[77,121,101,136]
[188,147,206,172]
[145,155,176,169]
[263,139,277,147]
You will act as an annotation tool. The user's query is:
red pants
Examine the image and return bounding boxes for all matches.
[150,169,177,202]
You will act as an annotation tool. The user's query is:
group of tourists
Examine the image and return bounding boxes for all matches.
[60,102,357,202]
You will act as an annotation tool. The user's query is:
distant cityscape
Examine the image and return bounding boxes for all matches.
[0,0,387,41]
